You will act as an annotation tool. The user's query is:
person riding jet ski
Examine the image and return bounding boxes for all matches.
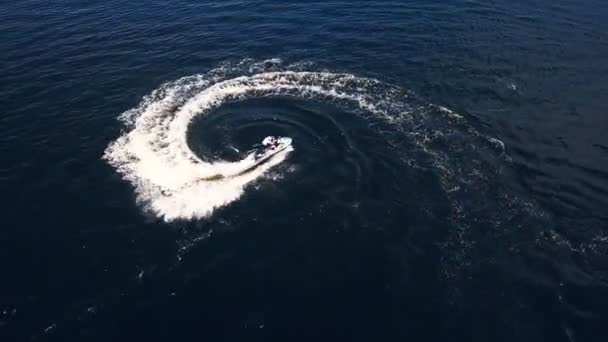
[262,136,279,150]
[254,136,286,161]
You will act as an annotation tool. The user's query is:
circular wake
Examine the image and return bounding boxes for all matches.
[104,60,412,221]
[104,59,516,228]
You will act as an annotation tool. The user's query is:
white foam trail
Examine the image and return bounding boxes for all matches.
[104,69,388,221]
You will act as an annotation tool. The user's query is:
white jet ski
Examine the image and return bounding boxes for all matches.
[196,136,292,182]
[253,136,292,165]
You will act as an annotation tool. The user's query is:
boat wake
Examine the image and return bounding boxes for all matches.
[103,59,517,229]
[103,60,409,221]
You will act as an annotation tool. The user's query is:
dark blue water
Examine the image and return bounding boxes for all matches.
[2,1,608,341]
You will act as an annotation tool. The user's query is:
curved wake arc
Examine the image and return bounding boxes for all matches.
[104,64,401,221]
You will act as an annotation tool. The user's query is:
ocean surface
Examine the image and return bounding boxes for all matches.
[2,0,608,341]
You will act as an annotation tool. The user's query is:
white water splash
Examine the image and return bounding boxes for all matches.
[104,66,393,221]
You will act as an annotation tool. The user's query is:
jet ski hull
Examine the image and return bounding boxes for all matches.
[251,137,292,165]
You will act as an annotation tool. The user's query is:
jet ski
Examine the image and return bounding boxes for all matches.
[196,136,292,182]
[253,136,292,164]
